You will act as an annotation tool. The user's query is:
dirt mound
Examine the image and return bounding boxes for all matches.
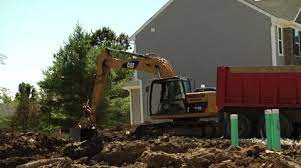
[83,135,271,168]
[3,125,301,168]
[92,135,301,168]
[0,130,66,168]
[148,136,199,153]
[91,140,148,166]
[99,124,136,142]
[139,141,262,168]
[140,149,182,167]
[0,131,65,159]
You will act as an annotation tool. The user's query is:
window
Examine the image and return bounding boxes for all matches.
[182,80,192,93]
[277,27,284,56]
[150,81,186,115]
[150,27,156,32]
[293,29,301,57]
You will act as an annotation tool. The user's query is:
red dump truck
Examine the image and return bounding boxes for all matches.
[217,66,301,138]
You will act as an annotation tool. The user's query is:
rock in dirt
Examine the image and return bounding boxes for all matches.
[63,136,103,160]
[242,145,265,158]
[16,157,72,168]
[123,162,148,168]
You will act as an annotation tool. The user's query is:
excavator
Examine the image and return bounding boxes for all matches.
[75,48,220,140]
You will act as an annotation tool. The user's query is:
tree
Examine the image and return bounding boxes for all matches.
[0,87,12,104]
[91,27,130,50]
[11,82,39,130]
[0,88,14,128]
[39,24,132,128]
[39,24,92,127]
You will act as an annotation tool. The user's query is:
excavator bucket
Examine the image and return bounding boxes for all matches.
[70,100,98,141]
[70,127,97,141]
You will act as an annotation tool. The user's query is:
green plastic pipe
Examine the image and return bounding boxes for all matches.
[264,109,272,150]
[272,109,281,150]
[230,114,239,147]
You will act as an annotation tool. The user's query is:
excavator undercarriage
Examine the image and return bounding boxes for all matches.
[134,119,221,138]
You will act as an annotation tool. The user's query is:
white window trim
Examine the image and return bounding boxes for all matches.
[129,90,133,125]
[277,26,284,56]
[139,80,144,123]
[271,23,277,65]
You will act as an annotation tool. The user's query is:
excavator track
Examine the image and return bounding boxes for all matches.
[134,120,222,138]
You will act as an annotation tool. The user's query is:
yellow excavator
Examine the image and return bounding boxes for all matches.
[76,48,219,140]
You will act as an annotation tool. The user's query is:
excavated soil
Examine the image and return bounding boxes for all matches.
[2,126,301,168]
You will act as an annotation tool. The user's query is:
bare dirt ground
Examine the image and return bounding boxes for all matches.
[2,126,301,168]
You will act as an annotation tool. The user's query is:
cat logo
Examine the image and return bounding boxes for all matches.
[127,62,136,69]
[122,61,139,69]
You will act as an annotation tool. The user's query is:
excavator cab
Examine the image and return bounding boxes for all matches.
[149,76,218,120]
[149,77,191,116]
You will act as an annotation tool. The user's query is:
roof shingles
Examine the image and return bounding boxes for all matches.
[244,0,301,21]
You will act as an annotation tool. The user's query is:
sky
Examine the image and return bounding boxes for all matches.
[0,0,168,95]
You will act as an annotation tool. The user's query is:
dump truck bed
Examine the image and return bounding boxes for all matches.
[217,66,301,111]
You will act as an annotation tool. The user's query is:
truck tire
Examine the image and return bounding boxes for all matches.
[224,113,252,138]
[257,114,293,138]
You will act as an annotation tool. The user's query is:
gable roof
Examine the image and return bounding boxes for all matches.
[296,11,301,24]
[244,0,301,21]
[130,0,174,41]
[130,0,301,41]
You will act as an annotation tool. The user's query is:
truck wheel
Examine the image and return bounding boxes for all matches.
[224,113,251,138]
[257,114,293,138]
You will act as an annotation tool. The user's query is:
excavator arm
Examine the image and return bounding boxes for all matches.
[78,48,176,129]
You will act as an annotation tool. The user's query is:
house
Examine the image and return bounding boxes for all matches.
[124,0,301,125]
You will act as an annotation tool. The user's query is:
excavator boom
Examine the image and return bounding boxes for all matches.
[79,48,176,130]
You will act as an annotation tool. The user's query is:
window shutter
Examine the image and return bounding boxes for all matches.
[283,28,295,65]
